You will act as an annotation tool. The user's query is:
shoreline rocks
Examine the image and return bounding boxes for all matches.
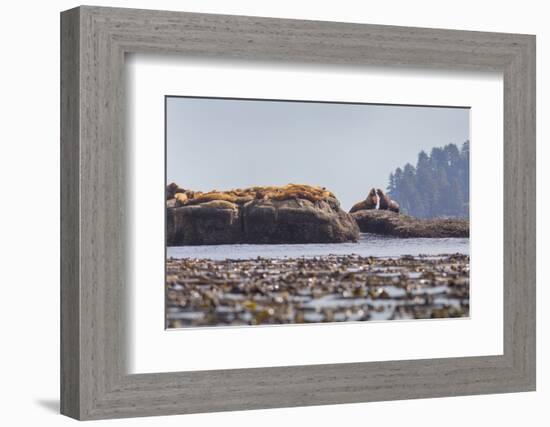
[166,183,360,245]
[351,209,469,238]
[167,182,470,243]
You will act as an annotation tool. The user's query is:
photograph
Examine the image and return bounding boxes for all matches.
[165,96,471,328]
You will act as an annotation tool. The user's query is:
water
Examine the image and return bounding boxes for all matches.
[167,233,469,260]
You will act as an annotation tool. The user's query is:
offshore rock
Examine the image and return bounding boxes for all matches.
[351,209,469,238]
[166,183,360,245]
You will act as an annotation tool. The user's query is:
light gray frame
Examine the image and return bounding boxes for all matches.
[61,5,536,420]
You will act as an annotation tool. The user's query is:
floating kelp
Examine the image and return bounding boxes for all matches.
[166,254,469,328]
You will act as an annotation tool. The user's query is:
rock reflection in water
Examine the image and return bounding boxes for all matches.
[166,253,469,328]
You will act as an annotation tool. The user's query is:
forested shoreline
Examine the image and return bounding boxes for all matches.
[387,141,469,219]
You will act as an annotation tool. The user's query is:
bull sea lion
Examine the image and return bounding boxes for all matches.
[349,188,378,213]
[376,189,400,213]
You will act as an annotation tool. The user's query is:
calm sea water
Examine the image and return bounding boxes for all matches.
[167,233,469,260]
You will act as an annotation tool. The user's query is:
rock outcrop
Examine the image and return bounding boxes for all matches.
[351,209,469,238]
[166,183,360,245]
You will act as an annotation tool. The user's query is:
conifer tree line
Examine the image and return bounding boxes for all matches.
[387,141,469,219]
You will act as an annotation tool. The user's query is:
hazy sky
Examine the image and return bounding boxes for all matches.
[166,97,469,211]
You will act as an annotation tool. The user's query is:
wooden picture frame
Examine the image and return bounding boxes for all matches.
[60,5,536,420]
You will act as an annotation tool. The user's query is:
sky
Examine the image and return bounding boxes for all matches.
[166,97,469,211]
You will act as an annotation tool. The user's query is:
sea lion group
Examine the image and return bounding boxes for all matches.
[169,182,400,216]
[349,188,400,214]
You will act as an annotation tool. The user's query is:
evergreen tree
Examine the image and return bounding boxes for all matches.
[387,172,396,194]
[391,167,403,203]
[387,141,469,218]
[414,150,433,217]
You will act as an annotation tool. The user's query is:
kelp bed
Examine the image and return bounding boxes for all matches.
[166,254,469,328]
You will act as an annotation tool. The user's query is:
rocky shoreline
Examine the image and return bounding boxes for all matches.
[351,210,469,238]
[166,182,469,244]
[166,253,470,328]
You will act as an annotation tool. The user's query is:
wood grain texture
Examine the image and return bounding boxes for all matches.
[60,6,536,420]
[60,7,80,419]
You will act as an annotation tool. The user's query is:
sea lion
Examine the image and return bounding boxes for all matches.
[349,188,378,213]
[174,192,188,206]
[376,188,389,210]
[166,182,179,200]
[166,182,188,200]
[388,199,400,213]
[376,189,399,213]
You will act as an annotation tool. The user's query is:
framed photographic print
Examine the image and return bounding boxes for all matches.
[61,6,536,420]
